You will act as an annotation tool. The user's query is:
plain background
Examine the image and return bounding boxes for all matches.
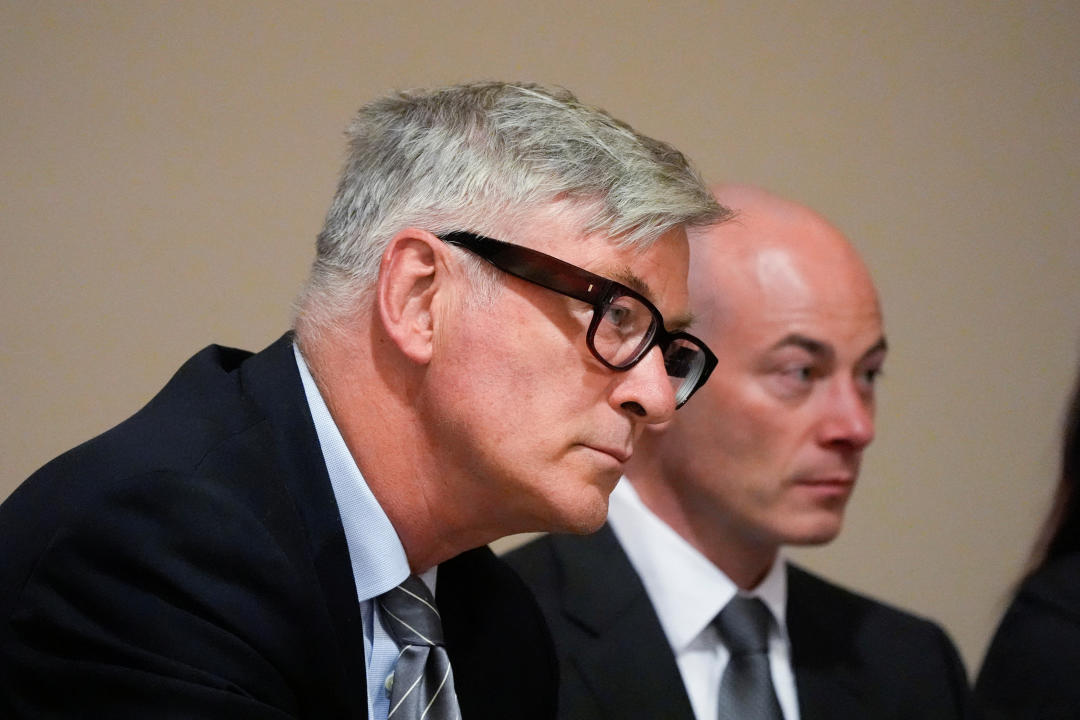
[2,1,1078,676]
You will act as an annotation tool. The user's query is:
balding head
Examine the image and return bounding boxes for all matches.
[627,185,887,588]
[689,184,879,328]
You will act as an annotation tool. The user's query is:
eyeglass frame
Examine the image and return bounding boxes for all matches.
[437,231,717,407]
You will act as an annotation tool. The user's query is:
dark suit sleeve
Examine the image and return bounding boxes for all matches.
[1,470,326,719]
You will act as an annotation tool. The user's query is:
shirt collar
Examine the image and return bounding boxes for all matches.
[293,343,412,601]
[607,478,789,651]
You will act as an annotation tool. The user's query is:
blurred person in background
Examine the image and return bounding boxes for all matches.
[508,185,971,720]
[976,362,1080,719]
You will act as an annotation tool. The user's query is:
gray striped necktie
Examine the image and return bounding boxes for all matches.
[377,576,461,720]
[715,595,783,720]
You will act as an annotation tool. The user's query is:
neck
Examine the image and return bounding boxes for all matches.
[624,450,779,591]
[299,322,507,573]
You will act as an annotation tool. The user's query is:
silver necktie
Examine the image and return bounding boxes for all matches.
[377,576,461,720]
[715,595,783,720]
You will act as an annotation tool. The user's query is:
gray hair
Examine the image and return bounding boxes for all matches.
[295,81,727,333]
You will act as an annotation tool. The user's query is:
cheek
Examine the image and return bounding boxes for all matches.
[454,342,579,447]
[454,295,617,434]
[696,386,779,458]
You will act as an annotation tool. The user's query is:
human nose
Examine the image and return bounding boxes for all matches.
[818,378,875,450]
[609,345,678,424]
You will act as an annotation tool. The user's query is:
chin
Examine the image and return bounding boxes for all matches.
[572,508,610,534]
[547,490,612,535]
[528,465,620,534]
[552,501,610,535]
[782,515,845,546]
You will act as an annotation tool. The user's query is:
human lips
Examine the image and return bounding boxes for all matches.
[793,475,856,497]
[796,475,854,486]
[582,443,632,465]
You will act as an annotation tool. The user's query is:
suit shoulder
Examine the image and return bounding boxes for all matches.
[504,533,558,577]
[503,529,621,606]
[787,563,947,631]
[1015,551,1080,620]
[786,564,970,718]
[0,339,307,629]
[786,563,967,673]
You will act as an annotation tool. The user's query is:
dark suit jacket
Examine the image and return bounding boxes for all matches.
[974,552,1080,719]
[0,334,557,719]
[506,525,970,720]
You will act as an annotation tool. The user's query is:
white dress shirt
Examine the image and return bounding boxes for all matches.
[607,479,800,720]
[294,344,434,720]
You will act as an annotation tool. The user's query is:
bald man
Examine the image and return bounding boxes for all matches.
[506,186,971,720]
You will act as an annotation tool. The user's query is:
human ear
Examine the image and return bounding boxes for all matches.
[377,229,446,365]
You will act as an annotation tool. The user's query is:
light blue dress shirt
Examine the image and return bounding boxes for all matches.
[293,344,421,720]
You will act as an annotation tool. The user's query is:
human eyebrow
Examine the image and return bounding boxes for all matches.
[662,310,695,333]
[859,336,889,362]
[769,333,835,363]
[610,268,655,302]
[609,268,695,332]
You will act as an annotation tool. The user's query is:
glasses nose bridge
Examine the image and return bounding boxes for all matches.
[614,342,680,422]
[631,326,668,375]
[621,327,709,410]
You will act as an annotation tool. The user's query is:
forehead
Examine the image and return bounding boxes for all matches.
[702,241,883,357]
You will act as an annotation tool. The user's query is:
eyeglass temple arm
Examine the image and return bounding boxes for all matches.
[440,232,613,306]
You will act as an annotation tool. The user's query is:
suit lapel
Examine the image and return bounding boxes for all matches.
[792,656,870,720]
[241,334,369,716]
[786,564,873,720]
[438,546,559,720]
[552,526,696,720]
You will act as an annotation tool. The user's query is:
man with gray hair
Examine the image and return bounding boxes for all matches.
[0,82,727,719]
[508,185,970,720]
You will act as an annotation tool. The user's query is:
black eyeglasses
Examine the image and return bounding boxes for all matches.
[438,232,717,408]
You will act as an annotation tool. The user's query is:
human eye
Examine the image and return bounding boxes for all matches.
[600,297,639,330]
[780,364,815,384]
[592,296,653,363]
[599,296,651,342]
[763,364,815,401]
[856,362,884,393]
[602,301,633,330]
[763,351,820,400]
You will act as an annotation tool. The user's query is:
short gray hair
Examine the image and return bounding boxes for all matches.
[295,81,727,332]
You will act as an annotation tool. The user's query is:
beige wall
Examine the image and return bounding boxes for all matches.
[3,0,1078,674]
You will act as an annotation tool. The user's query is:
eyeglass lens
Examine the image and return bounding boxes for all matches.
[663,340,708,406]
[591,293,708,406]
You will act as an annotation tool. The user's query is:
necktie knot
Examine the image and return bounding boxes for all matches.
[378,575,445,648]
[715,595,782,720]
[716,595,772,656]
